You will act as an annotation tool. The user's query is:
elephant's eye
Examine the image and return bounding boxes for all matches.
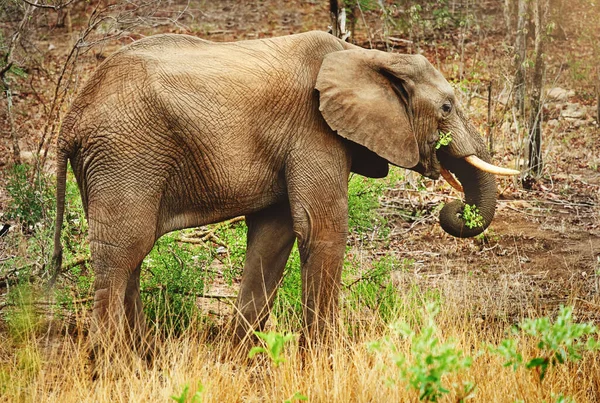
[441,102,452,115]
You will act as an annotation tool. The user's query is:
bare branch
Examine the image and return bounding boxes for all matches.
[20,0,77,11]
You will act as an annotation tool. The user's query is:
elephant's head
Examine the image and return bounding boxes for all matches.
[316,48,518,238]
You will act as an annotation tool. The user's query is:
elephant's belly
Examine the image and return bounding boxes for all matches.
[157,174,287,236]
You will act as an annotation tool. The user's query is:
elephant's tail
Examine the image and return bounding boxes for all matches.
[49,149,68,288]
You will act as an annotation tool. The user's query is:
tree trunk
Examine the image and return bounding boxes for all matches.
[513,0,528,116]
[527,0,546,177]
[597,67,600,124]
[487,81,494,154]
[330,0,339,38]
[504,0,517,39]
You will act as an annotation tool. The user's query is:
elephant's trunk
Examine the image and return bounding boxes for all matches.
[437,150,497,238]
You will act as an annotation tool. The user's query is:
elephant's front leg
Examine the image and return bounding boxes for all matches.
[234,203,296,344]
[295,211,348,342]
[287,150,351,343]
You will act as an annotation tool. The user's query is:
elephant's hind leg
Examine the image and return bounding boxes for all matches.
[88,220,156,373]
[233,203,296,345]
[124,263,153,358]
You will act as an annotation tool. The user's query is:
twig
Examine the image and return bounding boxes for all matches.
[1,2,37,164]
[180,217,245,248]
[62,257,89,271]
[180,233,228,248]
[356,0,373,49]
[20,0,77,11]
[503,205,550,218]
[387,36,413,45]
[141,286,236,301]
[35,296,94,306]
[0,296,94,311]
[575,297,600,309]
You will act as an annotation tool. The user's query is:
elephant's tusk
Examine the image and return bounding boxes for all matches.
[464,155,520,176]
[441,168,463,192]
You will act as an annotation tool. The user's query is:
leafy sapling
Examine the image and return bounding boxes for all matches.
[170,382,204,403]
[368,303,474,402]
[248,331,296,367]
[491,305,600,381]
[435,131,452,149]
[284,392,308,403]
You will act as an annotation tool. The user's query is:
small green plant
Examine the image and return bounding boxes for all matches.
[211,220,248,283]
[4,285,42,344]
[4,163,55,231]
[347,175,385,233]
[491,306,600,381]
[435,131,452,150]
[170,382,204,403]
[141,233,214,334]
[461,204,484,229]
[345,256,412,323]
[272,245,303,327]
[369,303,474,402]
[248,331,296,367]
[284,391,308,403]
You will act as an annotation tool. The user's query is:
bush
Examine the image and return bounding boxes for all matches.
[272,246,303,329]
[369,303,474,402]
[345,255,413,323]
[141,233,215,334]
[4,164,55,232]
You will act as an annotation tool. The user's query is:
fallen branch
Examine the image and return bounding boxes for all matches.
[141,285,236,301]
[20,0,77,11]
[180,216,245,249]
[62,257,89,271]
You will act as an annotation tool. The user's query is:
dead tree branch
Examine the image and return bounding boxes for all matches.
[1,2,37,165]
[20,0,77,11]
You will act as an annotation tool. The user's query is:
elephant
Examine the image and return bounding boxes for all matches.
[51,30,517,353]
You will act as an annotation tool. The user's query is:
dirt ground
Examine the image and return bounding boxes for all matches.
[1,0,599,325]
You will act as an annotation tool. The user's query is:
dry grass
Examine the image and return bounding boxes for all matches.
[2,276,599,403]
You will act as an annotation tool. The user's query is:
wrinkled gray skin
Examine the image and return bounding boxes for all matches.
[52,31,496,351]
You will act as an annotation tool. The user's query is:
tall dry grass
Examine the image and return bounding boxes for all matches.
[2,275,599,403]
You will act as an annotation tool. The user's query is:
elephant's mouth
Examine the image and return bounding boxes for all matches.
[440,154,519,192]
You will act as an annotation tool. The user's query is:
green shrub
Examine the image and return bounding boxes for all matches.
[348,167,404,234]
[491,305,600,381]
[272,245,303,329]
[3,284,42,344]
[248,331,297,367]
[345,255,413,323]
[171,382,204,403]
[4,163,55,232]
[211,220,248,284]
[141,233,214,334]
[369,303,474,402]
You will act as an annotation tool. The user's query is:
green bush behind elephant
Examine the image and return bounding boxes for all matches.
[52,30,516,355]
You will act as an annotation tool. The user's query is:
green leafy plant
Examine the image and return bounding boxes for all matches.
[345,256,413,323]
[4,164,55,231]
[491,306,600,381]
[141,233,214,334]
[369,303,474,402]
[435,131,452,150]
[4,285,42,344]
[170,382,204,403]
[248,331,296,367]
[461,204,484,229]
[211,220,248,284]
[272,245,303,327]
[347,167,403,234]
[284,391,308,403]
[347,175,386,233]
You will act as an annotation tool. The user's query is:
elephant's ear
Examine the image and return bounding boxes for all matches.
[315,49,419,169]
